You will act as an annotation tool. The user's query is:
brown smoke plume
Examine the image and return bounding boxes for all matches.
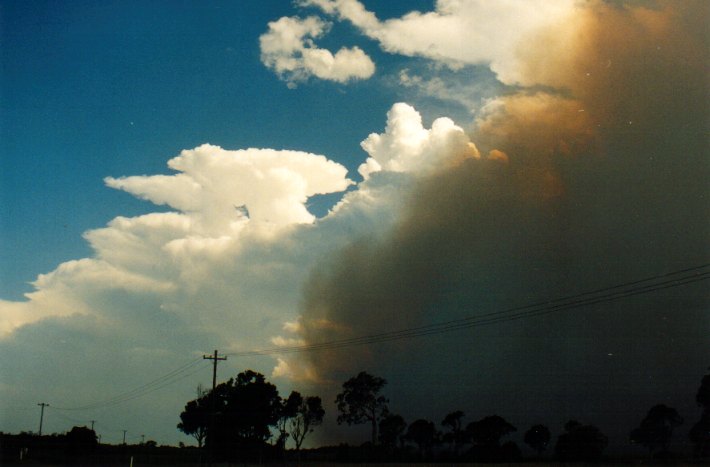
[297,0,708,446]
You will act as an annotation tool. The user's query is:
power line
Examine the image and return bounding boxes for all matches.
[50,263,708,412]
[53,357,206,411]
[37,403,49,436]
[225,263,709,357]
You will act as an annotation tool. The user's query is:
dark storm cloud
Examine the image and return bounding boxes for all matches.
[296,0,709,448]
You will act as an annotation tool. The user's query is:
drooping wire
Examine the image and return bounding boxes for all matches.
[225,263,709,357]
[49,263,709,410]
[53,357,206,411]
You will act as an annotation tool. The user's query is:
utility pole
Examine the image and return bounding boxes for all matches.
[37,403,49,436]
[122,430,127,445]
[90,420,95,431]
[204,350,227,396]
[203,349,226,466]
[141,434,145,444]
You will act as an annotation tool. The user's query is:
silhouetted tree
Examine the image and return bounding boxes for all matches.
[690,368,710,457]
[216,371,281,449]
[181,370,281,461]
[66,425,97,457]
[441,410,465,456]
[466,415,517,462]
[689,410,710,457]
[524,424,551,456]
[555,420,608,461]
[289,393,325,452]
[177,394,210,448]
[500,440,522,461]
[379,413,406,449]
[335,371,389,445]
[467,415,516,448]
[276,391,300,451]
[697,371,710,408]
[630,404,683,455]
[405,419,438,457]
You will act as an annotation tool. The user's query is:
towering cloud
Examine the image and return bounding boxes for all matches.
[0,0,706,450]
[358,103,480,179]
[295,0,708,447]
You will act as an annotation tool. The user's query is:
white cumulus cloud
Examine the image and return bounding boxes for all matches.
[359,102,479,179]
[106,144,353,230]
[302,0,576,84]
[259,15,375,85]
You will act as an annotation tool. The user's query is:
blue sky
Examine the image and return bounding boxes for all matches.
[1,0,707,453]
[1,1,382,298]
[2,0,465,299]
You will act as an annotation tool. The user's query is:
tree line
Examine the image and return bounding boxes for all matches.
[177,367,710,463]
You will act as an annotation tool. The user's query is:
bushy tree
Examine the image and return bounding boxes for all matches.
[467,415,516,448]
[379,413,406,448]
[697,371,710,408]
[216,370,281,446]
[177,394,210,448]
[179,370,281,461]
[466,415,517,462]
[335,371,389,444]
[405,419,437,457]
[66,425,97,457]
[689,411,710,457]
[690,368,710,457]
[630,404,683,455]
[555,420,608,461]
[524,424,551,456]
[441,410,466,456]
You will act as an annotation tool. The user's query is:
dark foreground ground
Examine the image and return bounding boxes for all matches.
[3,462,710,466]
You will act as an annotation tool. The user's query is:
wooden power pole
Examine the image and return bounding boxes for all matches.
[203,350,226,466]
[37,403,49,436]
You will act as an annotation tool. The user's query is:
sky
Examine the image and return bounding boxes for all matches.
[1,0,708,453]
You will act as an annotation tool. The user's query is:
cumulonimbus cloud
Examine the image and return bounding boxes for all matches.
[259,15,375,85]
[1,144,355,337]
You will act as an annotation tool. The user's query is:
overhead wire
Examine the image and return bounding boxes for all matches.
[53,357,205,411]
[225,263,709,357]
[50,263,708,410]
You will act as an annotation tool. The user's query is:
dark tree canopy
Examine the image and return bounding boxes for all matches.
[630,404,683,455]
[335,371,389,445]
[524,424,551,455]
[378,413,406,448]
[697,372,710,409]
[177,394,210,448]
[555,420,608,461]
[442,410,464,432]
[66,426,98,454]
[441,410,466,455]
[216,370,281,446]
[464,415,517,462]
[178,370,281,461]
[689,410,710,457]
[467,415,516,448]
[690,368,710,457]
[405,419,438,456]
